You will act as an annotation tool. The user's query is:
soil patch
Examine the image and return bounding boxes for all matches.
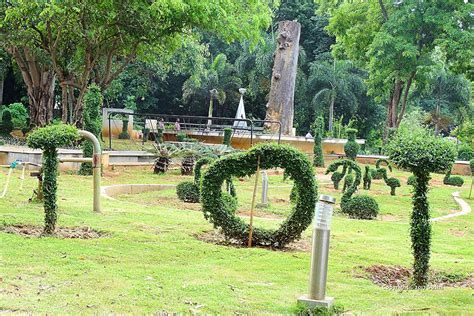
[195,230,311,252]
[355,265,474,290]
[1,224,106,239]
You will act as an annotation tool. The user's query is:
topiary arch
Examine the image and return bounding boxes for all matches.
[201,143,317,248]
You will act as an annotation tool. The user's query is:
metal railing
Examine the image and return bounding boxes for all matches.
[106,111,282,150]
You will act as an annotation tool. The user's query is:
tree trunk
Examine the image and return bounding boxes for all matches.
[8,47,56,127]
[383,79,403,142]
[265,21,301,136]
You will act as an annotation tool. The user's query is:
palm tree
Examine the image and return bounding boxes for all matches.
[307,58,365,135]
[182,53,242,118]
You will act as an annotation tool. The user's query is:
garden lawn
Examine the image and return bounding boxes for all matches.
[0,165,473,314]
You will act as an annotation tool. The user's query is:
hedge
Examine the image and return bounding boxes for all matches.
[201,143,317,247]
[344,128,359,160]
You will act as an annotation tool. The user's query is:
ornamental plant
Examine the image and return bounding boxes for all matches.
[313,116,324,167]
[386,128,456,287]
[326,159,379,219]
[79,84,103,175]
[201,143,317,247]
[443,169,464,187]
[330,163,347,190]
[344,128,359,160]
[223,127,232,146]
[376,158,401,196]
[0,109,14,136]
[27,124,80,235]
[363,165,372,190]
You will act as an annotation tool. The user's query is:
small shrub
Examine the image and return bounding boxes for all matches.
[344,128,359,160]
[176,132,186,142]
[443,170,464,187]
[363,165,372,190]
[223,127,232,146]
[118,120,130,139]
[294,302,345,316]
[371,169,384,180]
[176,181,200,203]
[0,110,14,136]
[313,116,324,167]
[386,177,401,195]
[1,103,28,129]
[343,195,379,220]
[407,175,417,186]
[457,144,473,161]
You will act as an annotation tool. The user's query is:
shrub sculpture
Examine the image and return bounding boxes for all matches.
[176,181,200,203]
[330,163,347,190]
[376,158,401,196]
[407,175,417,186]
[443,169,464,187]
[27,124,79,235]
[457,144,473,161]
[386,129,456,287]
[342,173,354,193]
[363,165,372,190]
[223,127,232,146]
[118,119,130,139]
[313,116,324,167]
[326,160,379,219]
[201,143,317,247]
[79,84,102,175]
[0,109,14,136]
[344,128,359,160]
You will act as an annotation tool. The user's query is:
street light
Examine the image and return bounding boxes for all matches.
[298,194,336,308]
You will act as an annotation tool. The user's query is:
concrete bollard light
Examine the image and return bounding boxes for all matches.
[298,194,336,308]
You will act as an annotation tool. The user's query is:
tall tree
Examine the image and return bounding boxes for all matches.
[1,0,272,126]
[324,0,473,140]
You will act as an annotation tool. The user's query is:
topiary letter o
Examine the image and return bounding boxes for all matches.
[201,143,317,248]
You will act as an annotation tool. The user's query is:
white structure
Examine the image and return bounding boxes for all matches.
[234,88,248,128]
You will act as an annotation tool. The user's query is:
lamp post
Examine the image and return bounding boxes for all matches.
[298,194,336,308]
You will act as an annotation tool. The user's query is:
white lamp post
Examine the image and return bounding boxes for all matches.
[298,194,336,308]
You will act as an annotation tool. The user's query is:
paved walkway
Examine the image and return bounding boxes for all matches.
[431,192,472,222]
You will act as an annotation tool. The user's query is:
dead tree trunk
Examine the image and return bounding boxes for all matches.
[265,21,301,136]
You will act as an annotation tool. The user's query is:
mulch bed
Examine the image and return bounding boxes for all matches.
[355,265,474,290]
[1,224,106,239]
[195,230,311,252]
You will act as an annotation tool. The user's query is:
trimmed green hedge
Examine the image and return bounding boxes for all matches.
[344,128,359,160]
[201,143,317,247]
[443,170,464,187]
[176,181,200,203]
[363,165,372,190]
[326,159,379,220]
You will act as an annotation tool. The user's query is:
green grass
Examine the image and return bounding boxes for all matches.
[0,164,473,314]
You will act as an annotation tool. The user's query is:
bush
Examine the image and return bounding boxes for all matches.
[457,144,473,161]
[0,110,14,136]
[176,181,200,203]
[343,195,379,219]
[79,84,102,175]
[176,132,187,142]
[371,169,384,180]
[363,165,372,190]
[326,159,379,219]
[156,128,164,143]
[344,128,359,160]
[443,170,464,187]
[27,124,79,235]
[407,175,417,186]
[223,127,232,146]
[313,116,324,167]
[118,120,130,139]
[386,128,456,287]
[1,103,28,129]
[201,143,317,248]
